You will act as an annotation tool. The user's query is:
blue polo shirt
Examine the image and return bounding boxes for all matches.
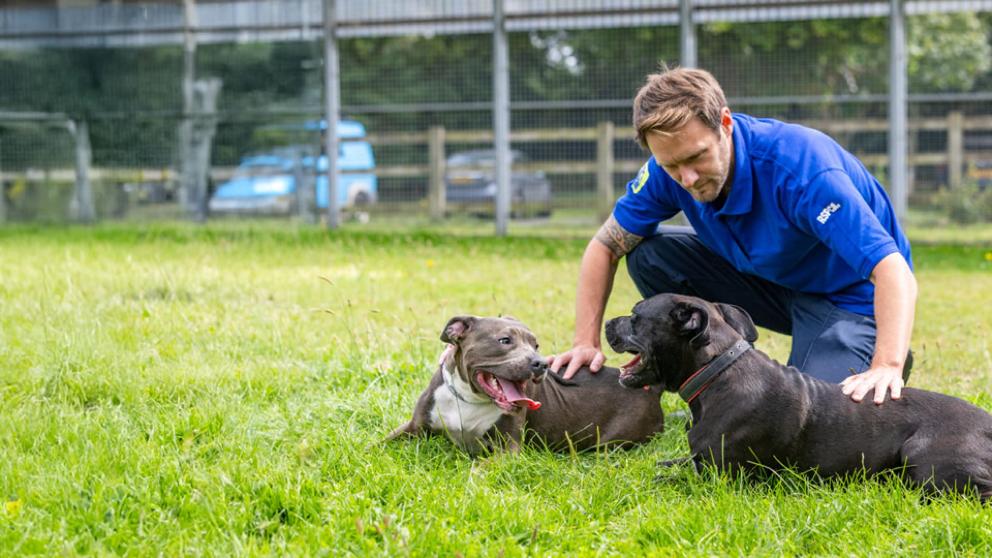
[613,113,912,317]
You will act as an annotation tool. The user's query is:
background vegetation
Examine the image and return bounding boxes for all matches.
[1,14,990,169]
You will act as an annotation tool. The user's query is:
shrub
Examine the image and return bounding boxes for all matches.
[932,183,992,224]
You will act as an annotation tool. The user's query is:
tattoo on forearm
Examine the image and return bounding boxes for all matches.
[594,216,643,259]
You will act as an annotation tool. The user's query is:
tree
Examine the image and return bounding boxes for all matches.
[908,13,991,92]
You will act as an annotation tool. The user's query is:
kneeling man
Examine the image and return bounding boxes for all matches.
[551,67,916,405]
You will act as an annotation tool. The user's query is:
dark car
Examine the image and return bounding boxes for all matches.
[444,149,552,217]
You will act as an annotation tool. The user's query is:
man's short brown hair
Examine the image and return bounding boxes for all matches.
[633,67,728,149]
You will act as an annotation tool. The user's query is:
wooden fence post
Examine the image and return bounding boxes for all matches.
[428,125,446,220]
[947,110,963,188]
[596,121,615,222]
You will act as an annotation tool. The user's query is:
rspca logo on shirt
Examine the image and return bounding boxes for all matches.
[632,162,650,194]
[816,202,841,224]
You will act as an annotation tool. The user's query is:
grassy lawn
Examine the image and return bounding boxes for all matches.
[1,222,991,555]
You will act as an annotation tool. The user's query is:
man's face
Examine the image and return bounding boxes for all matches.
[646,109,734,204]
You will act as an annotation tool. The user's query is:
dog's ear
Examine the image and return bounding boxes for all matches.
[715,303,758,343]
[672,301,710,349]
[441,316,476,344]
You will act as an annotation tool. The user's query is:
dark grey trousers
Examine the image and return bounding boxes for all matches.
[625,226,911,383]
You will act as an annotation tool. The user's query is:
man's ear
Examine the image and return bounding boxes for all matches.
[715,303,758,343]
[672,301,710,349]
[441,316,476,344]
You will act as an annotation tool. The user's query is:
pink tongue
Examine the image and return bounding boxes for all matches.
[623,354,642,369]
[496,377,541,410]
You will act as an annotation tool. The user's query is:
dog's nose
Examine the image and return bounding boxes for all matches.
[529,356,549,376]
[604,318,619,342]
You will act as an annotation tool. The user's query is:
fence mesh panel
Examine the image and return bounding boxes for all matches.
[0,1,990,227]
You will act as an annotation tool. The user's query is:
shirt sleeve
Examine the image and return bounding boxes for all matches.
[790,169,900,279]
[611,159,681,237]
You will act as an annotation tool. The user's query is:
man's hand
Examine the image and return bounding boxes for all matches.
[843,253,916,406]
[840,364,904,404]
[552,217,641,382]
[548,344,606,380]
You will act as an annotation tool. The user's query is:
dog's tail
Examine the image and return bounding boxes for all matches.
[384,420,425,442]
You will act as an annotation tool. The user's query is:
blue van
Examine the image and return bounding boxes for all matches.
[208,120,377,215]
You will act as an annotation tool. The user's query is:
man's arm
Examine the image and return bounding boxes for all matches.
[550,215,643,379]
[841,252,917,404]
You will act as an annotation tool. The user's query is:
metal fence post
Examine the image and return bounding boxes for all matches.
[323,0,341,229]
[190,79,221,223]
[179,0,198,218]
[492,0,511,236]
[294,149,316,223]
[680,0,696,68]
[947,110,963,188]
[428,125,447,220]
[888,0,908,219]
[0,134,5,224]
[68,119,95,223]
[596,121,615,222]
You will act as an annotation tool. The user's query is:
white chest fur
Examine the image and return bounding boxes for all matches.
[429,367,503,451]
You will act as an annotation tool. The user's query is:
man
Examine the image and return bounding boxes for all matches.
[549,67,916,404]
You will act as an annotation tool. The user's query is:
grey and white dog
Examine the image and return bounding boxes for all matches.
[388,315,665,455]
[605,293,992,501]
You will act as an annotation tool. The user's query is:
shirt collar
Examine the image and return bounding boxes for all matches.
[714,115,753,217]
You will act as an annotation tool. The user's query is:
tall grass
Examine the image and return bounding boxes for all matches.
[0,223,990,556]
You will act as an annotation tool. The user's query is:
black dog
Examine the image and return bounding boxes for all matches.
[605,293,992,501]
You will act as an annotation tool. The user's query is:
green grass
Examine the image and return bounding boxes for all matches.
[1,222,991,556]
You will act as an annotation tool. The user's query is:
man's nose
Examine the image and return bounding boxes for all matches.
[680,166,699,188]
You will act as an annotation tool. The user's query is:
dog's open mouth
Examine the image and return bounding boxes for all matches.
[476,371,541,412]
[618,353,643,380]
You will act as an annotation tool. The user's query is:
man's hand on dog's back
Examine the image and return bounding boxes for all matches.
[549,344,606,380]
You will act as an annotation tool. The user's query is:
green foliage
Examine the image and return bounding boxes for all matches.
[0,224,990,554]
[933,183,992,224]
[702,18,890,96]
[2,179,130,222]
[1,14,992,170]
[909,13,992,92]
[0,47,183,169]
[0,47,182,116]
[342,35,493,106]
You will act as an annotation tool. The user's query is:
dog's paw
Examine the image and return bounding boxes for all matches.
[652,457,696,484]
[653,456,697,484]
[656,456,694,468]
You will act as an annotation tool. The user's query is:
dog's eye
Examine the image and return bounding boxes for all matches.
[498,337,512,345]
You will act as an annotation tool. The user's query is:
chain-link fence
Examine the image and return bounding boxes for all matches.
[1,1,991,229]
